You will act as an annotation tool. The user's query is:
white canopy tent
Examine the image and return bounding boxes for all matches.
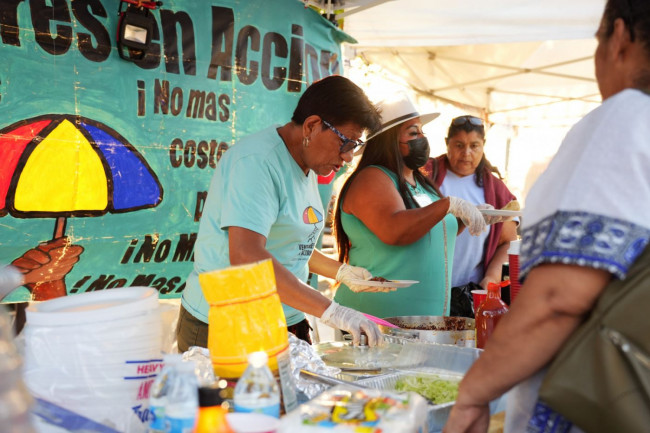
[304,0,609,200]
[337,0,607,127]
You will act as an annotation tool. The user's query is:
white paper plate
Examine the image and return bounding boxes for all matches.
[479,209,522,217]
[348,279,418,288]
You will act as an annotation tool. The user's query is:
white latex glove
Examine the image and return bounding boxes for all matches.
[448,196,487,236]
[320,301,384,346]
[477,203,516,225]
[336,263,396,293]
[476,203,499,225]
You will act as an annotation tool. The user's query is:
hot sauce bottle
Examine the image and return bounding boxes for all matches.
[475,281,510,349]
[195,382,234,433]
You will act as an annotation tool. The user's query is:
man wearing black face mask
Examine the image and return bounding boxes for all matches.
[332,93,487,318]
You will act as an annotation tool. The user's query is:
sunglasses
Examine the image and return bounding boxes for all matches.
[451,115,484,127]
[321,119,364,154]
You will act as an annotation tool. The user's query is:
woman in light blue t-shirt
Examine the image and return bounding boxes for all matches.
[177,76,392,351]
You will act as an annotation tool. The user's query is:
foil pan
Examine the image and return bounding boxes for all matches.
[288,333,341,400]
[355,368,502,433]
[355,368,461,432]
[379,316,476,347]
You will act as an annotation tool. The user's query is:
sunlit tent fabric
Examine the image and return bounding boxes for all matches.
[341,0,607,126]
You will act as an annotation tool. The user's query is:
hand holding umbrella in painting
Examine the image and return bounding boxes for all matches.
[10,237,84,300]
[0,115,163,300]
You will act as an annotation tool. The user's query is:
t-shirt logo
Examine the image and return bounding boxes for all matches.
[303,206,323,244]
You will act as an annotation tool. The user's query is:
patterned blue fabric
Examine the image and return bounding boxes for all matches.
[520,210,650,281]
[526,401,573,433]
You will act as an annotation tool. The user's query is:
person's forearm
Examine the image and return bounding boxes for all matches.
[457,265,610,405]
[230,243,331,317]
[371,197,451,245]
[273,256,331,317]
[456,218,466,235]
[308,249,342,280]
[483,221,518,288]
[482,243,509,286]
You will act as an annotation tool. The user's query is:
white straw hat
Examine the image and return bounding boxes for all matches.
[367,92,440,140]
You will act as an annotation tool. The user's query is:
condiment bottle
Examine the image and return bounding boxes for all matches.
[475,281,509,349]
[195,382,234,433]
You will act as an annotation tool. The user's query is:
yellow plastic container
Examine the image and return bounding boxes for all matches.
[199,259,289,378]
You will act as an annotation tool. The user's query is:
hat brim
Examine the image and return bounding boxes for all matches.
[356,111,440,155]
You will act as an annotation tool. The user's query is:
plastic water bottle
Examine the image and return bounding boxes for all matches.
[233,351,280,418]
[147,354,183,433]
[164,360,198,433]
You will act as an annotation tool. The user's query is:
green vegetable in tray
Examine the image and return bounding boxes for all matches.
[394,375,459,404]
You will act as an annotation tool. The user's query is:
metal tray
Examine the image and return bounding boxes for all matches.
[355,368,461,432]
[346,343,502,433]
[379,316,476,347]
[312,340,419,371]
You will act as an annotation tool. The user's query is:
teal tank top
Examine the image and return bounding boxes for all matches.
[334,166,457,318]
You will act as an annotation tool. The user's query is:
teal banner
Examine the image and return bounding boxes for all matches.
[0,0,353,301]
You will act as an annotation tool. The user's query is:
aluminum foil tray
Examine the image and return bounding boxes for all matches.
[346,343,501,433]
[354,368,461,433]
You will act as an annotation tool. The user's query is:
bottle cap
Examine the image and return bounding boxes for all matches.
[247,351,268,368]
[487,280,509,292]
[198,383,228,407]
[507,239,521,255]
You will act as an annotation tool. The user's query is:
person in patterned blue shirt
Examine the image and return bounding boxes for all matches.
[444,1,650,432]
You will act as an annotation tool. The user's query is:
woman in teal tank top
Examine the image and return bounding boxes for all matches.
[333,93,487,318]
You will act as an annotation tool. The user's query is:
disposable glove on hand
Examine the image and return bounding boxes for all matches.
[320,301,384,346]
[477,203,500,225]
[477,203,515,225]
[448,196,487,236]
[336,263,396,293]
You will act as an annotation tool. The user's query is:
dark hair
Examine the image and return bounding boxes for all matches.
[603,0,650,55]
[444,116,502,187]
[334,123,441,263]
[291,75,381,133]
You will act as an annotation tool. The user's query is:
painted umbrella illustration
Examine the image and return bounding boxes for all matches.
[303,206,323,244]
[0,114,163,300]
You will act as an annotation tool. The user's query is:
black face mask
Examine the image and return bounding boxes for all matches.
[402,137,430,170]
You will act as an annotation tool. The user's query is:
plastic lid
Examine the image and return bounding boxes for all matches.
[25,286,158,326]
[247,351,268,368]
[198,383,228,407]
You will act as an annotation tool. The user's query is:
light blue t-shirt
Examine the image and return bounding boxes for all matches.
[181,125,324,326]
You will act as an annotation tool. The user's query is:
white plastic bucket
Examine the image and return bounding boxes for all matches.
[22,287,162,433]
[25,286,159,326]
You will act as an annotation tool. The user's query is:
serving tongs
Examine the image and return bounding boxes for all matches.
[299,369,369,389]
